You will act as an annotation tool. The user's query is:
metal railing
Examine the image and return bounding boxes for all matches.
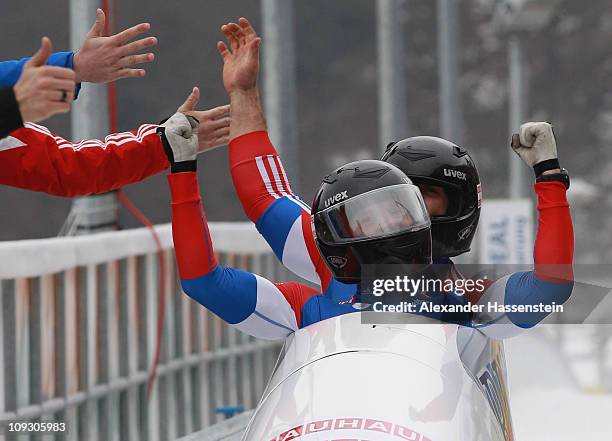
[0,223,287,441]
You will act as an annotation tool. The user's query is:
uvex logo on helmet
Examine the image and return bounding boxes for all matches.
[443,168,467,181]
[324,191,348,208]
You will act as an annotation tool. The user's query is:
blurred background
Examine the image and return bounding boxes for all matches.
[0,0,611,264]
[1,1,612,440]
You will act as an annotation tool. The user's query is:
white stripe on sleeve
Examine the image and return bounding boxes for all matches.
[255,156,280,200]
[267,156,290,198]
[233,275,298,340]
[282,216,321,286]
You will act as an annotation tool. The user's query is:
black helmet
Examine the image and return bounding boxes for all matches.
[381,136,481,258]
[312,160,432,284]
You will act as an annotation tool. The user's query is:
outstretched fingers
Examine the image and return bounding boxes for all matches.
[213,126,230,139]
[26,37,53,68]
[177,87,200,113]
[239,17,258,41]
[208,117,230,130]
[226,23,246,46]
[117,53,155,68]
[205,104,230,120]
[87,8,106,38]
[112,22,151,45]
[249,37,262,55]
[115,68,146,79]
[220,18,254,57]
[119,36,158,57]
[217,41,230,60]
[221,24,239,52]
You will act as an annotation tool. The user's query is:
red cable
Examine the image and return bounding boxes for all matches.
[117,190,167,397]
[102,0,118,133]
[104,1,166,398]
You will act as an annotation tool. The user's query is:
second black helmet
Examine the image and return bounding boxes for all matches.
[381,136,481,259]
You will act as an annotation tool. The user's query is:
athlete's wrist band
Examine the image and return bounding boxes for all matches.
[535,168,570,189]
[170,160,197,173]
[533,158,560,177]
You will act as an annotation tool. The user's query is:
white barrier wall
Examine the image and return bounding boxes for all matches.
[0,223,287,441]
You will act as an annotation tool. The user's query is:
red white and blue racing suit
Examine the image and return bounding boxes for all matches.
[170,131,574,340]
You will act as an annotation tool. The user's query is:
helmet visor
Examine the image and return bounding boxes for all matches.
[315,184,430,244]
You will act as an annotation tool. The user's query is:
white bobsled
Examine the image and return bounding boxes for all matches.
[242,313,514,441]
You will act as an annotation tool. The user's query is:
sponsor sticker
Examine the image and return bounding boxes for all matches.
[443,168,467,181]
[327,255,348,269]
[324,190,349,208]
[458,224,475,241]
[270,417,432,441]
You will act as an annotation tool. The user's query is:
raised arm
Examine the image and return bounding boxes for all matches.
[71,9,157,84]
[476,123,574,336]
[1,9,157,95]
[214,18,333,291]
[162,113,320,340]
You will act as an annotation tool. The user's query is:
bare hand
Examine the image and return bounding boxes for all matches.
[177,87,230,153]
[14,37,75,122]
[217,17,262,95]
[73,9,157,83]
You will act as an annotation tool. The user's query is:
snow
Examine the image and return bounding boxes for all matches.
[510,389,612,440]
[505,328,612,439]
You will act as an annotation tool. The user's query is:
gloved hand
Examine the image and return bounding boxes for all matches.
[157,112,199,173]
[511,122,559,175]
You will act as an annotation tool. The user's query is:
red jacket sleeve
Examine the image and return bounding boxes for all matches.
[533,181,574,282]
[462,181,573,305]
[0,122,169,197]
[168,171,217,280]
